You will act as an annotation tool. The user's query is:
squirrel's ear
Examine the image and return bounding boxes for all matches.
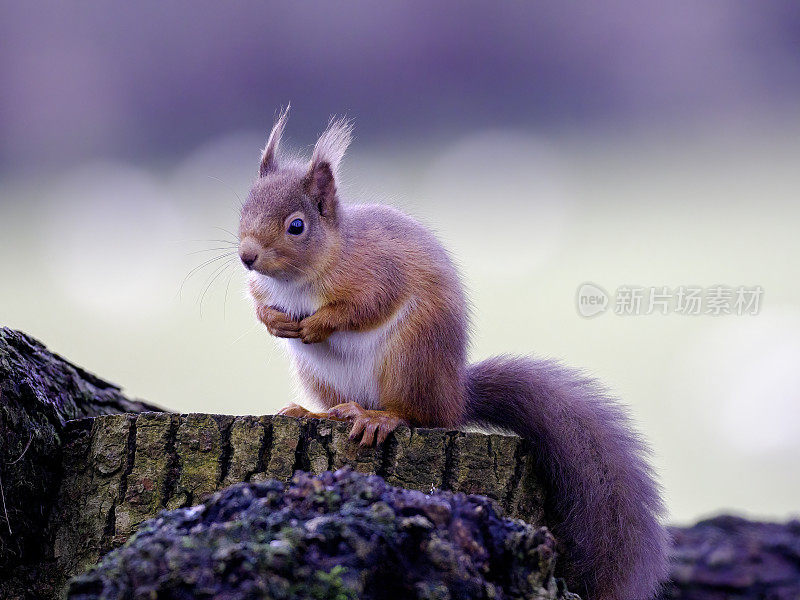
[306,160,337,218]
[306,116,353,218]
[259,104,290,177]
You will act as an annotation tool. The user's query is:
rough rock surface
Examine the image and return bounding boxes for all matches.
[0,327,160,590]
[661,515,800,600]
[67,468,578,600]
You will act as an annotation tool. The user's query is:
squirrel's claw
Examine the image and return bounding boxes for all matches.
[358,420,381,447]
[329,402,404,447]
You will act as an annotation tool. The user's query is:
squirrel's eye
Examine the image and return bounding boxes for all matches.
[287,218,304,235]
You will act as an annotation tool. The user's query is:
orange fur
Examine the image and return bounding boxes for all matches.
[240,113,467,430]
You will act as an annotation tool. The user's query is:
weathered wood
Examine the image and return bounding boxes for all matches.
[45,412,545,594]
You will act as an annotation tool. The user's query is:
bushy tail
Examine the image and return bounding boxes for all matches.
[465,356,668,600]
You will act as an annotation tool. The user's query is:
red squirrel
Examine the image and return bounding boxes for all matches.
[238,107,668,600]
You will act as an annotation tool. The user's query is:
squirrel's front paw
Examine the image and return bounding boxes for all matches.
[299,315,335,344]
[258,305,301,338]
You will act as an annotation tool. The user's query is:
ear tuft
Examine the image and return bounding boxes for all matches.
[310,116,353,177]
[259,104,290,177]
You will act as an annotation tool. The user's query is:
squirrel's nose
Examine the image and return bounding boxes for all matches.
[240,252,258,270]
[239,238,262,270]
[239,249,258,270]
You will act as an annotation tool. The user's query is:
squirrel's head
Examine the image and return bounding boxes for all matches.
[238,106,352,281]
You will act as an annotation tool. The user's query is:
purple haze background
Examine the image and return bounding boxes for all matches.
[3,2,800,173]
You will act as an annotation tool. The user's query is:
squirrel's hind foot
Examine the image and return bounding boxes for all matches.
[328,402,405,447]
[276,402,331,420]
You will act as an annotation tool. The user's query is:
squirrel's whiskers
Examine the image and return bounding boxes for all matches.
[176,188,243,315]
[198,257,237,318]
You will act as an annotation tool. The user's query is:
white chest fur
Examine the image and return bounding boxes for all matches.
[251,272,322,319]
[250,273,408,409]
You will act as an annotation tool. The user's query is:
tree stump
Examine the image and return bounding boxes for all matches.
[48,412,544,595]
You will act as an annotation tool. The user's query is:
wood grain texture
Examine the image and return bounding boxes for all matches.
[41,412,544,596]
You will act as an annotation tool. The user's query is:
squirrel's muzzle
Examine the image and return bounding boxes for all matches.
[239,238,261,270]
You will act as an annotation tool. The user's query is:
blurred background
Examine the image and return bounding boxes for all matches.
[1,1,799,525]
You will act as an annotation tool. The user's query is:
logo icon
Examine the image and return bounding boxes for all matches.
[576,282,609,318]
